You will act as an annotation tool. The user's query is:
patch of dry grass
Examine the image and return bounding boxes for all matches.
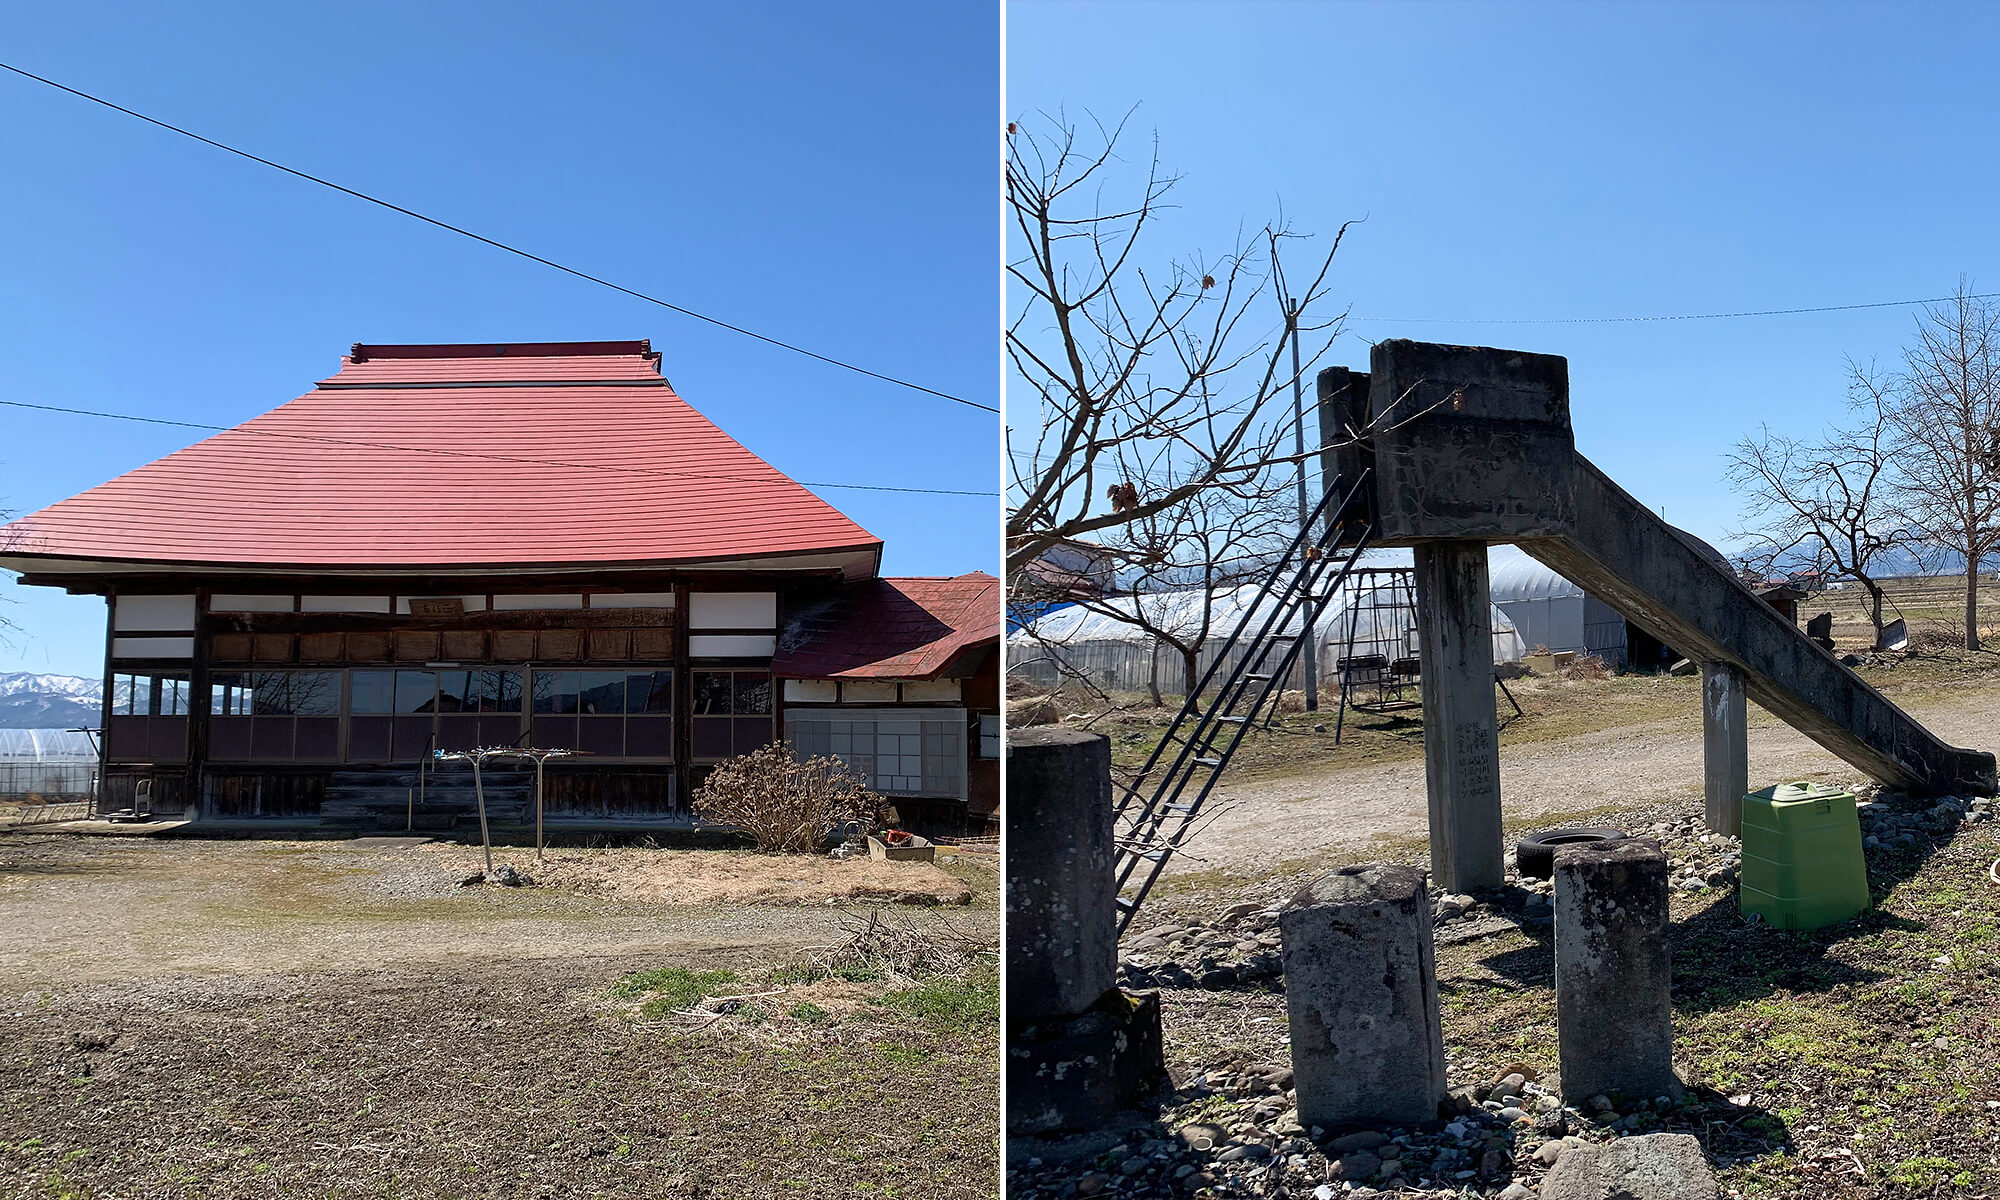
[419,843,976,907]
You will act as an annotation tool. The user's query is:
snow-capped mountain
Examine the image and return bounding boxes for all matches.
[0,672,104,729]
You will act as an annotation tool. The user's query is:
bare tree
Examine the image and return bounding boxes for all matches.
[1881,283,2000,650]
[1005,112,1350,579]
[1725,364,1909,644]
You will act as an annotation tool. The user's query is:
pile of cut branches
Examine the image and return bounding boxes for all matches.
[816,908,992,985]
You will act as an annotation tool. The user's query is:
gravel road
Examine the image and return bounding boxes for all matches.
[1178,681,2000,878]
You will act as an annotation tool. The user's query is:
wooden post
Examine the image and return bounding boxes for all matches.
[95,591,116,818]
[473,752,493,877]
[186,587,213,819]
[673,579,691,812]
[535,754,546,866]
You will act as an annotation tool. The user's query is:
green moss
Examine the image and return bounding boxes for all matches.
[876,969,999,1031]
[1889,1156,1971,1189]
[609,967,739,1015]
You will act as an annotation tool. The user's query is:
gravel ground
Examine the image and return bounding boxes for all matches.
[0,834,1000,1199]
[1010,790,2000,1199]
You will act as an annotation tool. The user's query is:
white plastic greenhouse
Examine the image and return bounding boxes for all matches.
[1486,546,1629,665]
[0,728,98,800]
[1010,545,1628,694]
[1010,552,1524,694]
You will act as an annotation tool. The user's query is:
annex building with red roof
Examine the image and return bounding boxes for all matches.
[0,341,997,834]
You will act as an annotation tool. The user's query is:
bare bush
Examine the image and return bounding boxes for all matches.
[1559,654,1611,681]
[692,743,883,854]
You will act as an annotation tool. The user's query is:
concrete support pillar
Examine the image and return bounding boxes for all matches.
[1280,863,1448,1127]
[1553,839,1681,1104]
[1006,726,1167,1134]
[1005,727,1116,1021]
[1702,662,1748,836]
[1413,540,1504,892]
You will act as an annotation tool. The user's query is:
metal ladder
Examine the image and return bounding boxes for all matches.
[1111,471,1378,937]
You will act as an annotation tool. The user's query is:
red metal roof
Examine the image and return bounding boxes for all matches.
[774,573,1000,680]
[0,342,882,574]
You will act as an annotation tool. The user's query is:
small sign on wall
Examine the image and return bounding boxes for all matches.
[407,598,466,618]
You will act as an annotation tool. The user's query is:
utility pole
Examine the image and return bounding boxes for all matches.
[1289,299,1318,711]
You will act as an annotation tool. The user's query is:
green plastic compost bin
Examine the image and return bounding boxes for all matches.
[1739,780,1872,931]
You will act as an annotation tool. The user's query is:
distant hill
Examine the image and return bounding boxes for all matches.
[0,673,103,729]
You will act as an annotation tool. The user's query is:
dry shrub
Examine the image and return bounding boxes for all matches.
[692,742,884,854]
[1274,689,1307,713]
[1908,624,1966,653]
[1558,654,1611,681]
[1008,695,1060,726]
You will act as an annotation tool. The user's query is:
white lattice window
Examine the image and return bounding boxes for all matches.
[784,707,966,800]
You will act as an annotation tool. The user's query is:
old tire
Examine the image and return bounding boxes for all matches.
[1516,827,1626,880]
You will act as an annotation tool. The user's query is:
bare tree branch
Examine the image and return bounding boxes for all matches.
[1004,112,1355,580]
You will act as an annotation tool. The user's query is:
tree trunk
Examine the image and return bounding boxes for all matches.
[1146,643,1164,708]
[1968,563,1983,651]
[1861,577,1885,642]
[1181,646,1201,700]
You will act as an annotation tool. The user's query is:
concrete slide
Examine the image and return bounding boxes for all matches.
[1321,340,1996,800]
[1523,456,1996,796]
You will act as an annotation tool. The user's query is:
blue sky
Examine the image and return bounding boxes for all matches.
[0,1,999,677]
[1007,1,2000,549]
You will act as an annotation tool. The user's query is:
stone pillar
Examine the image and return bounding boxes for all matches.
[1281,863,1448,1126]
[1413,540,1504,892]
[1553,839,1681,1104]
[1702,662,1748,836]
[1005,727,1116,1021]
[1006,727,1168,1134]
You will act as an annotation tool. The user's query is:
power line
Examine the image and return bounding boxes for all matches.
[1350,291,2000,326]
[0,62,997,415]
[0,398,991,498]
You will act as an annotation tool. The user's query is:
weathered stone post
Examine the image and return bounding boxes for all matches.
[1414,542,1505,892]
[1553,839,1682,1104]
[1006,727,1166,1134]
[1281,863,1449,1126]
[1006,727,1116,1021]
[1702,662,1748,836]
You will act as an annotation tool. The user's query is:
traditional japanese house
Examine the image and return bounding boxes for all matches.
[0,340,996,832]
[774,572,1001,836]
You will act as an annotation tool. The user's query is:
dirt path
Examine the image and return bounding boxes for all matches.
[1179,681,2000,878]
[0,836,997,990]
